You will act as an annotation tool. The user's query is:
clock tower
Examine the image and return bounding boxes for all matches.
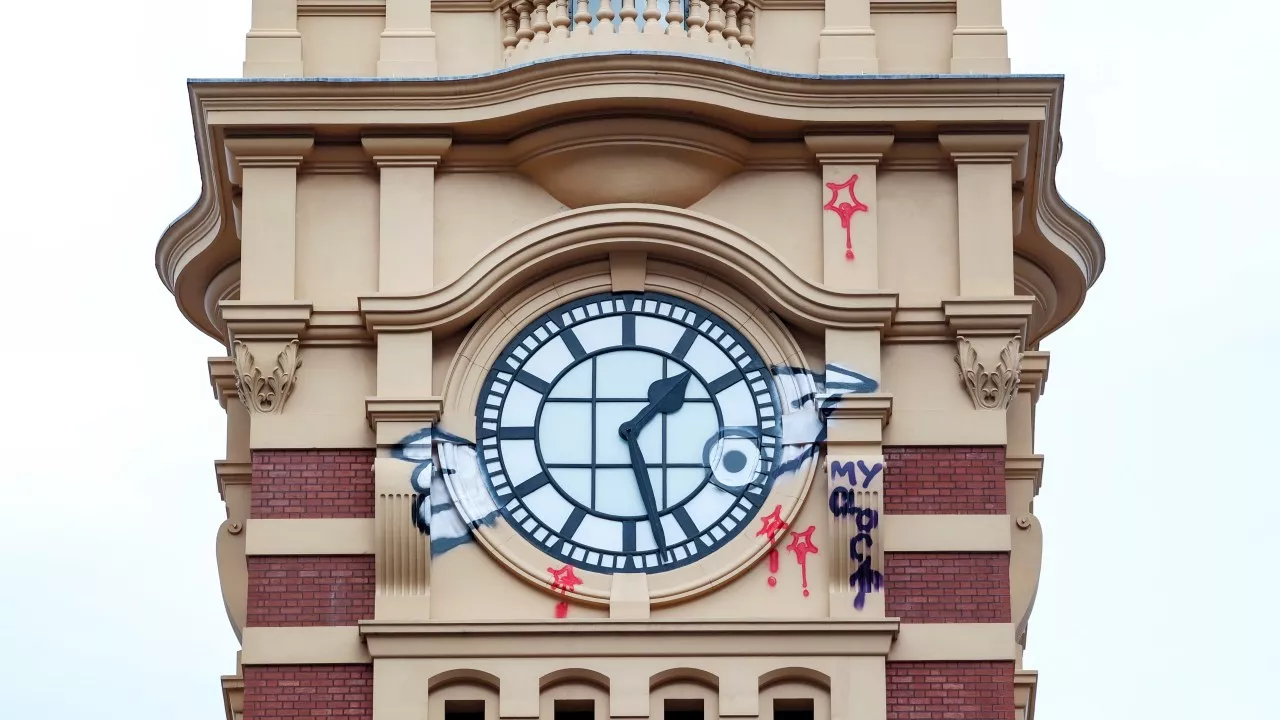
[156,2,1104,720]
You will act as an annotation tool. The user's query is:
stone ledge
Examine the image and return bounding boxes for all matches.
[881,515,1011,552]
[245,518,376,555]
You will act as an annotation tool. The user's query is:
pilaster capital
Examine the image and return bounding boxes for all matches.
[220,301,313,343]
[1005,454,1044,495]
[215,460,254,502]
[361,135,453,168]
[825,393,894,426]
[1018,351,1050,400]
[209,356,240,408]
[938,133,1028,163]
[366,397,445,445]
[224,135,315,177]
[942,297,1034,336]
[804,134,895,165]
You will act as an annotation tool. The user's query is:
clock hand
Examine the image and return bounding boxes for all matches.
[624,435,667,559]
[617,372,692,562]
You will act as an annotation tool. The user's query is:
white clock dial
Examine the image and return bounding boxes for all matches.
[477,292,782,573]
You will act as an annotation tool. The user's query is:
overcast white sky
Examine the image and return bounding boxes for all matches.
[1,1,1277,718]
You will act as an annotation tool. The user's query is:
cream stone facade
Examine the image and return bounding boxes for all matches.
[157,3,1103,720]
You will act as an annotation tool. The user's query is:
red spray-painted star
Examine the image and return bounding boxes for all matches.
[756,505,788,587]
[548,564,583,618]
[823,174,870,260]
[785,525,819,597]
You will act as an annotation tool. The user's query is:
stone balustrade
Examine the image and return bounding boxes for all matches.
[500,0,758,66]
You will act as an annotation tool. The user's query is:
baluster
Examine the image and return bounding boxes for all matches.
[532,0,552,43]
[596,0,617,35]
[723,0,741,49]
[706,0,726,44]
[738,2,755,52]
[619,0,640,34]
[551,0,572,39]
[687,0,708,41]
[642,0,662,34]
[665,0,687,36]
[503,5,520,57]
[515,1,535,48]
[573,0,592,37]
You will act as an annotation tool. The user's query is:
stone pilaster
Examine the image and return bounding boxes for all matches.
[379,0,439,77]
[938,134,1027,298]
[224,136,314,303]
[818,0,877,74]
[952,0,1011,74]
[361,136,452,293]
[806,134,894,290]
[243,0,304,77]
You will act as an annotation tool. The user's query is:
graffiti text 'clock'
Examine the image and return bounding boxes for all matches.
[477,292,783,574]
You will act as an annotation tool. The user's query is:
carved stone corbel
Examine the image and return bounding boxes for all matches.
[955,336,1023,410]
[232,340,302,414]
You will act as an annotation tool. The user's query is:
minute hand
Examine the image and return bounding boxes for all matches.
[617,372,693,561]
[625,436,667,557]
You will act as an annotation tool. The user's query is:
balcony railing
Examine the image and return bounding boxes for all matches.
[500,0,758,66]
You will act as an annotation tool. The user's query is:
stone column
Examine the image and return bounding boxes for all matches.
[224,136,314,303]
[952,0,1011,74]
[380,0,439,77]
[1007,352,1048,664]
[361,136,452,621]
[818,0,876,75]
[243,0,304,77]
[938,134,1027,297]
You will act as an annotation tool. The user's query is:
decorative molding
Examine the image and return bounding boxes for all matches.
[245,519,376,555]
[361,620,901,659]
[232,340,303,414]
[886,623,1018,661]
[241,626,372,665]
[955,336,1022,410]
[298,0,387,16]
[871,1,957,13]
[221,674,244,720]
[158,65,1103,344]
[881,515,1011,552]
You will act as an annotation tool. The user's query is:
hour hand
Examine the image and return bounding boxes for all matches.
[625,436,668,560]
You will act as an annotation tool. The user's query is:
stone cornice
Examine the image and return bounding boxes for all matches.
[155,58,1102,342]
[215,461,253,502]
[209,357,239,408]
[359,620,901,659]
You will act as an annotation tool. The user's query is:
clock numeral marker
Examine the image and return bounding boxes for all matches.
[515,371,551,394]
[707,370,742,395]
[514,472,553,498]
[560,507,587,538]
[621,314,636,346]
[499,426,537,440]
[623,520,637,552]
[672,328,698,360]
[671,506,700,543]
[560,328,587,360]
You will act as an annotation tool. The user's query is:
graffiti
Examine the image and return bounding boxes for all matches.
[822,174,869,260]
[755,505,788,587]
[393,427,500,555]
[830,460,883,489]
[848,505,883,610]
[770,364,879,481]
[785,526,818,597]
[548,564,583,618]
[829,459,883,610]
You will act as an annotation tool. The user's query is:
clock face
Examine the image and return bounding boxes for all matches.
[476,292,783,574]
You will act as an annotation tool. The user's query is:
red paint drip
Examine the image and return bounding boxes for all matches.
[786,525,819,598]
[823,174,869,261]
[547,564,583,619]
[756,505,788,588]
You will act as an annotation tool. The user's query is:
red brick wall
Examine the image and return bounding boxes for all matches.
[886,662,1014,720]
[244,664,372,720]
[884,447,1006,514]
[247,556,374,627]
[251,450,374,519]
[884,553,1011,623]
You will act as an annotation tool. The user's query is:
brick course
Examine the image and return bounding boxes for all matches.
[247,556,374,627]
[244,664,372,720]
[884,446,1006,514]
[885,552,1011,623]
[886,661,1015,720]
[251,450,374,519]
